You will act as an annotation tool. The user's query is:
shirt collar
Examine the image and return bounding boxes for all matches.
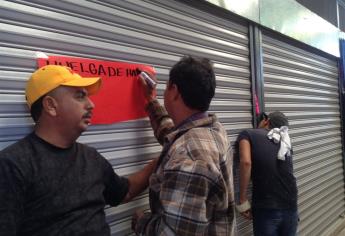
[164,112,215,144]
[175,111,208,130]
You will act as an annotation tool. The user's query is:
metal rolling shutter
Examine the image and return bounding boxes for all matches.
[0,0,252,235]
[262,33,345,236]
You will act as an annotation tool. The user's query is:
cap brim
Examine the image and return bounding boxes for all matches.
[62,77,102,95]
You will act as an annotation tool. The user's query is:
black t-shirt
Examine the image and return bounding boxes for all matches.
[238,129,297,210]
[0,133,129,236]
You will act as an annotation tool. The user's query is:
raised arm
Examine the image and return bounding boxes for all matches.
[139,71,175,145]
[145,99,174,145]
[123,158,158,202]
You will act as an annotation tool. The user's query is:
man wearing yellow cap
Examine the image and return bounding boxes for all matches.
[0,65,156,236]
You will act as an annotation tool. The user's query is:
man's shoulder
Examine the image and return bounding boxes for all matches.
[0,134,34,172]
[239,128,267,139]
[177,124,228,152]
[185,117,228,139]
[167,125,229,170]
[0,134,32,158]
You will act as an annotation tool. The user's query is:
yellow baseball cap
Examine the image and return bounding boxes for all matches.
[26,65,102,109]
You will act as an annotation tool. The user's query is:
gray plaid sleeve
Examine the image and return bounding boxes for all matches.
[145,99,174,145]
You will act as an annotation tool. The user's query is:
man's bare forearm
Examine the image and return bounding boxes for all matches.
[124,158,158,202]
[239,139,252,203]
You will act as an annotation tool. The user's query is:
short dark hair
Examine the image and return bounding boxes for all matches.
[169,56,216,111]
[257,112,268,125]
[268,111,289,128]
[30,96,45,123]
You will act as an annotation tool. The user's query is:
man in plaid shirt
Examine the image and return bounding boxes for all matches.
[132,56,236,236]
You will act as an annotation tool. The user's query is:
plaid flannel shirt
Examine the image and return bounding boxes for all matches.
[135,99,236,236]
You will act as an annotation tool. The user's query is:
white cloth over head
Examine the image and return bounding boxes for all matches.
[267,126,291,161]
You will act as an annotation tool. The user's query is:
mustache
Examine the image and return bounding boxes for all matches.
[82,111,92,119]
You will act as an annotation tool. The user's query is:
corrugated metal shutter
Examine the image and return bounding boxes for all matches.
[0,0,252,235]
[262,32,345,235]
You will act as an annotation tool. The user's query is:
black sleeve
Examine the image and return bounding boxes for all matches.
[0,157,25,236]
[102,160,129,206]
[237,129,251,143]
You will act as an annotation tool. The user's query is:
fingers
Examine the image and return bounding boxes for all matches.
[138,71,157,88]
[138,71,157,101]
[138,73,149,86]
[143,71,158,83]
[142,72,157,88]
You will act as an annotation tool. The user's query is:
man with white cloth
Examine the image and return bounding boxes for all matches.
[237,111,298,236]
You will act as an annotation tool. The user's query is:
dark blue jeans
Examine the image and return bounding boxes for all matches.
[252,208,298,236]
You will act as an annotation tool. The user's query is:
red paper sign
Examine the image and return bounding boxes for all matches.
[37,56,155,124]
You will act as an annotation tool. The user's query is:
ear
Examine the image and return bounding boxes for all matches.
[42,96,58,117]
[170,84,180,101]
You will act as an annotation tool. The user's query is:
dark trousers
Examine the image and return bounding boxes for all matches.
[252,208,298,236]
